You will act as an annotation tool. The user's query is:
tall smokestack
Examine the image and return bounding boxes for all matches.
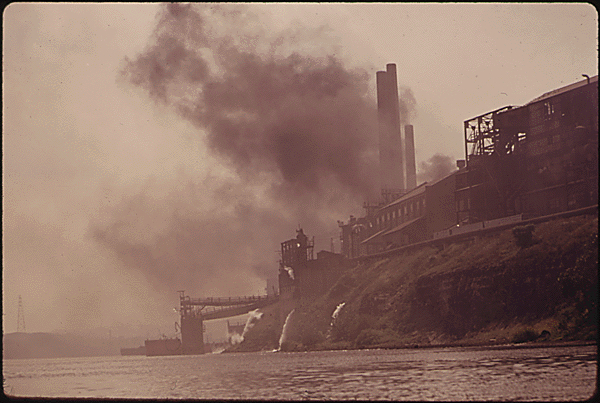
[404,124,417,190]
[376,64,404,196]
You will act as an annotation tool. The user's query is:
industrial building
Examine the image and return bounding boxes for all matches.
[341,169,458,257]
[339,63,439,257]
[339,70,598,259]
[278,229,349,300]
[458,75,598,222]
[166,73,597,352]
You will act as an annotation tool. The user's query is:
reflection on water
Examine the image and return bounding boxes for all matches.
[4,345,597,400]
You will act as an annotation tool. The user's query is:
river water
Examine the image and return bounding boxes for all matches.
[3,345,597,400]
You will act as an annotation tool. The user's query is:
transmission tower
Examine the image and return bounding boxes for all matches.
[17,295,26,332]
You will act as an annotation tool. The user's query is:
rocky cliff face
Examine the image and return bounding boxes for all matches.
[413,216,597,341]
[236,215,597,352]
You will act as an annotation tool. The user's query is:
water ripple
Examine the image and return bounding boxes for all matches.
[3,345,596,400]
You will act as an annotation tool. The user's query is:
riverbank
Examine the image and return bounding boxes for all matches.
[232,214,597,354]
[309,339,597,353]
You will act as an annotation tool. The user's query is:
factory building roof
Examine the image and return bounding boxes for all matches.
[381,170,458,211]
[360,227,388,245]
[526,75,598,105]
[382,216,424,237]
[385,182,427,209]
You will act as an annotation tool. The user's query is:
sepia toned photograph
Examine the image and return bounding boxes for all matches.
[3,2,597,400]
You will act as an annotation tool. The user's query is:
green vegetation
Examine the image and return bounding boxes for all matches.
[237,215,597,352]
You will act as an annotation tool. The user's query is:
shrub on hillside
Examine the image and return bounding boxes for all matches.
[355,329,382,347]
[512,224,536,248]
[354,328,399,348]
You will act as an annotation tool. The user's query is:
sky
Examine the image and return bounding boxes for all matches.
[3,3,597,337]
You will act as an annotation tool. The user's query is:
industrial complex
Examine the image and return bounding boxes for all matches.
[129,65,597,356]
[337,66,598,258]
[276,65,597,332]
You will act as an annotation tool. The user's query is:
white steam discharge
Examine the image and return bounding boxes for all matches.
[229,309,263,345]
[243,309,264,336]
[283,266,295,280]
[210,346,226,354]
[277,309,295,351]
[327,302,345,339]
[228,333,244,345]
[331,302,345,326]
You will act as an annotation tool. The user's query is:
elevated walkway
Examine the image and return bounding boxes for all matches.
[179,292,279,321]
[201,298,279,320]
[183,294,279,307]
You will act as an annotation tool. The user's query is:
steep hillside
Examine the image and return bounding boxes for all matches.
[236,214,597,352]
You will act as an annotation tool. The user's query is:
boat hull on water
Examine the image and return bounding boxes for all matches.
[120,346,146,356]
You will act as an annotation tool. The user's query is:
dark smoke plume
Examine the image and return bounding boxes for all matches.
[92,3,384,296]
[417,153,456,183]
[119,3,378,196]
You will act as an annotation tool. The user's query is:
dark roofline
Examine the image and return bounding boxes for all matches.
[526,74,598,106]
[466,75,598,121]
[384,182,428,208]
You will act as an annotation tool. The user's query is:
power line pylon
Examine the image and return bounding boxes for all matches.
[17,295,26,333]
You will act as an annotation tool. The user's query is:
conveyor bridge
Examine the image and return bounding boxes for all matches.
[177,291,279,354]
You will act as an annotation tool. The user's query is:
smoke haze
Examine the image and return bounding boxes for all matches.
[4,3,596,339]
[399,86,417,124]
[417,153,456,183]
[92,3,385,299]
[21,3,596,336]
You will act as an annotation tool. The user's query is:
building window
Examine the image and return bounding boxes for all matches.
[544,101,555,120]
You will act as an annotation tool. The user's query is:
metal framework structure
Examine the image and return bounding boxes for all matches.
[179,292,279,321]
[459,104,530,222]
[176,291,279,355]
[464,106,515,161]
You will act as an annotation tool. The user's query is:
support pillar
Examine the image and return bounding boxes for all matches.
[181,313,204,355]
